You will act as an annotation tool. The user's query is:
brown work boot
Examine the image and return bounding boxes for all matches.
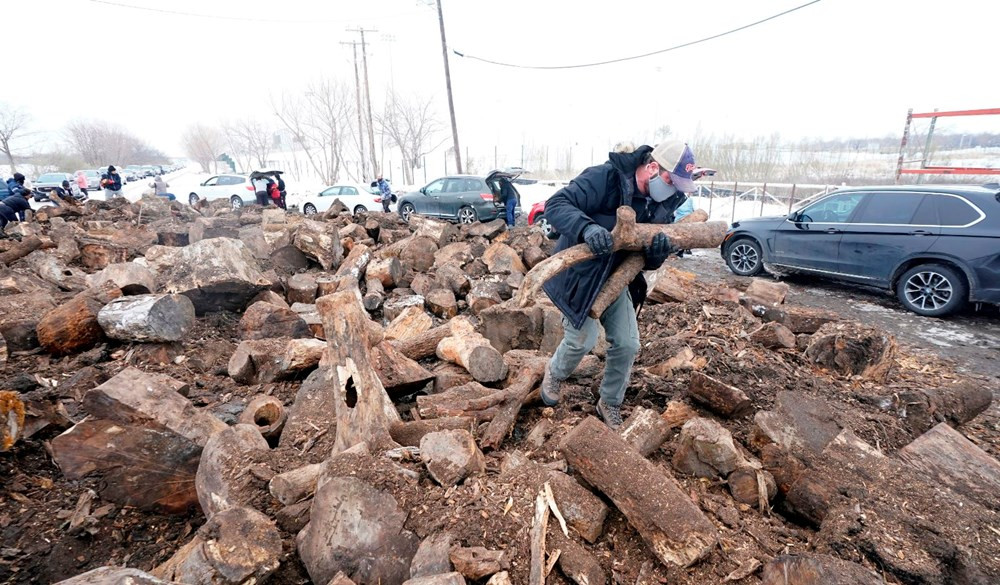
[596,399,623,430]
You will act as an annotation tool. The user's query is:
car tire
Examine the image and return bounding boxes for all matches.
[399,202,415,222]
[353,205,367,215]
[534,213,553,237]
[303,203,317,216]
[230,196,243,210]
[896,264,967,317]
[457,206,478,224]
[725,238,764,276]
[188,193,199,206]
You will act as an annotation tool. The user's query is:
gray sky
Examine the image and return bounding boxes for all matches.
[6,0,1000,157]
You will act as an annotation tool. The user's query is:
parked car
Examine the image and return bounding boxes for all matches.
[187,174,255,209]
[74,169,102,190]
[720,184,1000,316]
[289,183,383,216]
[141,165,157,177]
[396,170,522,224]
[527,200,557,237]
[31,172,76,201]
[123,166,142,181]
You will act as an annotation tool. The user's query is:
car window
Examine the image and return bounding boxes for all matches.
[342,187,359,196]
[853,193,924,224]
[912,194,981,227]
[798,193,866,223]
[424,179,446,194]
[37,174,62,182]
[464,179,482,192]
[320,187,339,197]
[204,177,219,186]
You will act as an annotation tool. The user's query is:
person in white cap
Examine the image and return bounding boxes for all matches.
[537,141,702,428]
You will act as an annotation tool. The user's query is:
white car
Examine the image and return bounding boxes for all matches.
[187,174,256,209]
[291,183,390,216]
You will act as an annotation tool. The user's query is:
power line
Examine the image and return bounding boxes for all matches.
[452,0,823,70]
[85,0,427,25]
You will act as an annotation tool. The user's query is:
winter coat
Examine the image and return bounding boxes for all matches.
[152,177,169,195]
[0,192,32,221]
[499,178,518,205]
[377,179,392,197]
[541,145,685,329]
[104,171,122,191]
[76,173,88,190]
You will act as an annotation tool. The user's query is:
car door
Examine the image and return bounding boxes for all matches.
[200,176,220,199]
[836,192,937,285]
[317,186,341,212]
[771,191,867,274]
[434,178,464,218]
[419,178,446,217]
[339,186,362,210]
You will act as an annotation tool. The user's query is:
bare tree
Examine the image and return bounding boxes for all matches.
[66,119,166,166]
[0,103,30,172]
[181,124,224,173]
[222,117,272,172]
[271,78,350,185]
[376,90,446,185]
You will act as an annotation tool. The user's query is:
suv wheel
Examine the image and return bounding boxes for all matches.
[457,206,478,224]
[353,205,367,215]
[188,193,199,206]
[726,238,764,276]
[897,264,966,317]
[399,202,415,222]
[230,196,243,210]
[303,203,317,215]
[535,214,552,237]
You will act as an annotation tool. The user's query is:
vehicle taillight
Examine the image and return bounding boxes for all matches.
[246,185,254,191]
[479,193,493,201]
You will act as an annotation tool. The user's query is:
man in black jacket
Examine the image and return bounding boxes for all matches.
[102,165,123,199]
[539,141,700,428]
[0,175,33,229]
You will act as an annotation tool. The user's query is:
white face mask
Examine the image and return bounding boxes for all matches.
[648,172,678,203]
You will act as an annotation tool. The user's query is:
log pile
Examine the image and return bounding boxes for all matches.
[1,198,996,585]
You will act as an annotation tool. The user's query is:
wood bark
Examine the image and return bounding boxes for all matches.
[97,294,196,342]
[804,322,896,382]
[384,305,432,341]
[278,366,337,453]
[588,253,645,319]
[367,256,402,287]
[0,292,56,351]
[436,318,507,383]
[744,278,789,306]
[363,277,384,311]
[371,340,434,397]
[389,417,475,447]
[760,554,883,585]
[687,372,753,418]
[294,218,343,271]
[195,424,270,517]
[550,531,607,585]
[559,416,718,568]
[518,207,728,306]
[37,284,121,355]
[238,300,310,340]
[899,422,1000,510]
[0,235,43,266]
[392,323,452,360]
[529,488,549,585]
[676,208,709,224]
[417,382,502,421]
[24,251,88,291]
[409,215,458,247]
[316,287,402,454]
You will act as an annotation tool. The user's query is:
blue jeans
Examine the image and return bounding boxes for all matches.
[548,289,640,406]
[505,198,516,226]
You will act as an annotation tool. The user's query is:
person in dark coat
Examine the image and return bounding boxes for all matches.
[538,141,700,428]
[102,165,123,199]
[376,175,392,212]
[0,179,33,229]
[499,177,518,226]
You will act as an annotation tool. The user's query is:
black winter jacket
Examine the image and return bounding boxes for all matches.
[541,145,685,329]
[0,192,31,221]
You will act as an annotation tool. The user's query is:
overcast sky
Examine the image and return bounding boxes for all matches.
[6,0,1000,158]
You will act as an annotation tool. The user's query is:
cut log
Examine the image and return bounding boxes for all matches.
[152,506,282,585]
[372,340,434,397]
[477,302,544,354]
[433,242,473,269]
[550,531,607,585]
[727,463,777,507]
[410,272,435,297]
[363,277,385,311]
[389,418,475,447]
[687,372,753,418]
[878,381,992,435]
[588,252,645,319]
[619,406,672,456]
[518,207,728,306]
[287,273,318,304]
[899,422,1000,511]
[195,424,270,517]
[467,281,503,315]
[24,250,88,291]
[0,292,56,351]
[436,263,472,296]
[1,391,25,452]
[279,366,337,452]
[750,303,840,334]
[0,235,43,265]
[449,547,508,581]
[744,278,789,306]
[238,395,287,440]
[483,242,527,275]
[646,265,699,304]
[279,337,327,374]
[804,322,896,382]
[522,246,547,269]
[750,321,797,349]
[368,256,403,287]
[410,532,455,579]
[417,382,502,420]
[420,429,486,486]
[559,416,718,568]
[425,288,458,318]
[383,294,426,321]
[398,235,438,273]
[466,219,507,239]
[384,305,432,341]
[37,284,121,355]
[661,400,698,429]
[188,216,239,243]
[410,215,458,247]
[52,567,180,584]
[79,239,129,270]
[436,318,508,383]
[760,554,885,585]
[393,323,452,360]
[431,361,474,394]
[334,242,372,280]
[238,300,310,340]
[155,238,272,315]
[479,355,547,450]
[229,338,289,384]
[317,287,402,454]
[87,262,156,295]
[97,294,195,342]
[269,462,325,506]
[294,218,344,270]
[672,417,747,478]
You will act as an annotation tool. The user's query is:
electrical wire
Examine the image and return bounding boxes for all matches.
[452,0,823,70]
[85,0,429,25]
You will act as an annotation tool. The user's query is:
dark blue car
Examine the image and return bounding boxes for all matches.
[721,184,1000,316]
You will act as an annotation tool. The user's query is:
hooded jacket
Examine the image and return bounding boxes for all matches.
[105,169,122,191]
[541,145,685,329]
[0,191,32,221]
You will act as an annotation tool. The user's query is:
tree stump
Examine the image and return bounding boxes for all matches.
[287,273,318,304]
[804,322,896,382]
[97,294,196,342]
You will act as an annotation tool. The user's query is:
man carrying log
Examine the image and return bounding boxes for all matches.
[540,141,701,428]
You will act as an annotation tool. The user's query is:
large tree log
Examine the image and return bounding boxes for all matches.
[899,422,1000,511]
[588,253,645,319]
[238,300,310,340]
[24,250,88,291]
[518,207,728,306]
[384,305,432,341]
[372,340,434,397]
[878,382,992,435]
[389,417,475,447]
[0,235,43,265]
[97,294,196,342]
[37,284,121,355]
[436,318,507,383]
[559,417,718,568]
[392,323,452,360]
[687,372,753,418]
[317,287,402,454]
[367,256,402,287]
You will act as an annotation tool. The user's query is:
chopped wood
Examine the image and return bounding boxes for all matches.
[238,301,310,340]
[750,322,797,349]
[238,395,287,440]
[588,252,645,319]
[268,462,325,505]
[529,486,550,585]
[479,356,547,450]
[393,323,452,360]
[372,340,434,397]
[367,256,402,287]
[688,372,753,418]
[287,273,318,304]
[390,417,475,447]
[37,284,121,355]
[363,277,385,311]
[426,288,458,318]
[97,294,195,342]
[384,305,433,341]
[619,406,672,456]
[744,278,789,306]
[1,391,25,452]
[436,318,508,383]
[279,338,327,374]
[0,235,43,265]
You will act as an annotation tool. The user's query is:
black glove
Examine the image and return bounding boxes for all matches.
[582,223,613,256]
[644,233,671,270]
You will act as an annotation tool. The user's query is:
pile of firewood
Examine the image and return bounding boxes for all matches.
[1,192,997,585]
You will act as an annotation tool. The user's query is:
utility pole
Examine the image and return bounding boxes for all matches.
[341,40,368,181]
[350,27,380,178]
[436,0,462,173]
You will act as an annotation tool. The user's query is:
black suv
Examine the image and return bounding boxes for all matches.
[721,184,1000,316]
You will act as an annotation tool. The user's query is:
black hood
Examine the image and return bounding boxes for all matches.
[607,144,652,177]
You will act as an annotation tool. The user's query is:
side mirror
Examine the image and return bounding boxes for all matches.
[420,187,427,195]
[786,211,798,221]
